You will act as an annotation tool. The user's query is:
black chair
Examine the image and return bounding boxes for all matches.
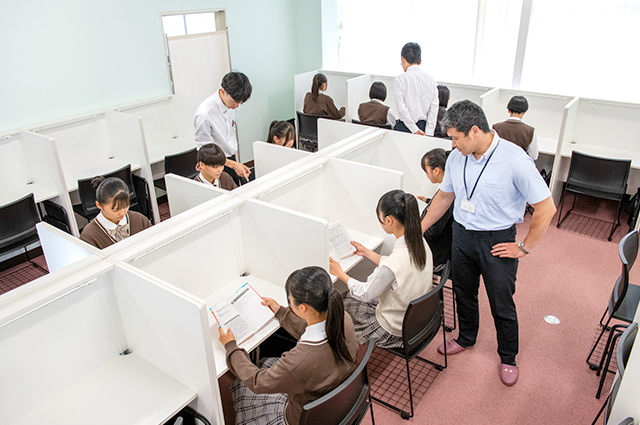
[587,231,640,370]
[73,164,138,222]
[132,174,154,224]
[352,119,392,130]
[557,151,631,241]
[299,339,376,425]
[42,199,71,234]
[596,321,638,398]
[297,111,329,152]
[0,194,46,272]
[167,405,211,425]
[154,148,198,191]
[372,261,450,420]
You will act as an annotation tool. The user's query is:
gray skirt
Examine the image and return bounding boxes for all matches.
[231,357,287,425]
[343,293,404,348]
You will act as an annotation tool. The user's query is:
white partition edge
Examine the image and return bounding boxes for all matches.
[105,110,160,224]
[318,119,376,151]
[346,74,372,123]
[20,132,78,236]
[479,87,500,111]
[253,141,312,179]
[37,222,104,273]
[549,97,581,202]
[166,173,230,217]
[293,69,319,143]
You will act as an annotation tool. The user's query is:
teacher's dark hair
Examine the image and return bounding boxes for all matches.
[376,190,426,270]
[91,176,129,211]
[311,73,328,101]
[401,42,421,65]
[285,266,355,365]
[221,72,252,103]
[441,100,491,136]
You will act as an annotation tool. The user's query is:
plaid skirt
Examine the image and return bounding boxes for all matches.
[231,357,288,425]
[343,293,404,348]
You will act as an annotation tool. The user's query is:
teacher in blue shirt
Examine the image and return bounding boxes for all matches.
[421,100,556,387]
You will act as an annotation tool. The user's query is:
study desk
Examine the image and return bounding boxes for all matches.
[560,144,640,168]
[331,228,384,284]
[65,158,141,192]
[538,137,558,156]
[146,136,196,166]
[0,183,57,207]
[9,353,197,425]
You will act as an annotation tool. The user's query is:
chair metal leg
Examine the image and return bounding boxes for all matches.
[587,315,613,369]
[444,283,457,332]
[598,307,609,327]
[609,199,624,241]
[591,393,610,425]
[556,188,567,228]
[368,395,375,425]
[24,246,47,274]
[596,330,622,399]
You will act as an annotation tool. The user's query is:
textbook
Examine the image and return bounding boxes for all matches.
[329,220,356,260]
[210,283,275,343]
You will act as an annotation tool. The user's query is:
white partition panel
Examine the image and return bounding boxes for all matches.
[317,119,374,151]
[253,141,312,178]
[479,87,501,119]
[36,222,103,272]
[549,97,581,201]
[166,173,230,217]
[346,74,373,123]
[294,70,317,114]
[441,82,494,106]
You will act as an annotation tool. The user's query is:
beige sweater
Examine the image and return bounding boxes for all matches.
[225,307,358,425]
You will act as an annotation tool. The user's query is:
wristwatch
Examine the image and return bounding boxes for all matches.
[518,241,530,255]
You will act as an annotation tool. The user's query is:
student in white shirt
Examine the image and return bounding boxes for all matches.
[193,143,238,191]
[194,72,252,186]
[329,189,433,348]
[393,42,439,136]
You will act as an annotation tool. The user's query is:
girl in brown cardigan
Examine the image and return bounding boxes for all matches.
[303,73,345,120]
[79,176,152,249]
[218,266,359,425]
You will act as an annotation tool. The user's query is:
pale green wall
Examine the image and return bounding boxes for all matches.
[0,0,323,162]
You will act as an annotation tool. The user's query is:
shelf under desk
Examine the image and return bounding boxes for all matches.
[65,158,141,192]
[10,353,197,425]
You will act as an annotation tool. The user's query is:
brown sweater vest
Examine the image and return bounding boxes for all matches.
[492,120,535,153]
[358,100,389,125]
[303,92,345,120]
[79,211,152,249]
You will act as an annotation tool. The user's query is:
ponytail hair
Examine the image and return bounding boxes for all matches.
[376,190,426,270]
[285,266,355,365]
[267,120,296,146]
[311,73,327,101]
[420,148,450,173]
[91,176,130,210]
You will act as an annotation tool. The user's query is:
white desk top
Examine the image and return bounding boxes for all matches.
[538,137,558,155]
[65,158,141,192]
[0,183,57,207]
[560,143,639,168]
[331,228,384,283]
[205,275,288,378]
[146,137,196,165]
[10,353,196,425]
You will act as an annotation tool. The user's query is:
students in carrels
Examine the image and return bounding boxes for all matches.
[303,73,345,120]
[193,143,237,191]
[266,120,296,148]
[329,189,433,348]
[218,266,358,425]
[79,177,152,249]
[357,81,397,127]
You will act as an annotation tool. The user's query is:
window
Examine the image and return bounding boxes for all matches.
[162,12,219,37]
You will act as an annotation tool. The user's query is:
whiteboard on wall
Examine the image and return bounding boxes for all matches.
[167,31,231,100]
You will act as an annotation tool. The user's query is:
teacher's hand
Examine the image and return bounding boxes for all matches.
[491,242,526,259]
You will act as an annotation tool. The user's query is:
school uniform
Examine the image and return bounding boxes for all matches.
[193,171,238,191]
[79,211,152,249]
[193,89,245,185]
[303,92,345,120]
[433,106,450,139]
[393,65,439,135]
[357,99,396,127]
[492,117,539,160]
[226,307,358,425]
[343,236,433,348]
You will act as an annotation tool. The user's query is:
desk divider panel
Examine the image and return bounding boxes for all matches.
[253,141,313,179]
[166,173,230,217]
[479,87,501,119]
[36,222,104,273]
[550,97,581,201]
[346,74,373,123]
[317,119,375,151]
[441,81,493,106]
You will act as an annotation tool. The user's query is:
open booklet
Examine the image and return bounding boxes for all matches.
[210,282,275,344]
[329,220,356,260]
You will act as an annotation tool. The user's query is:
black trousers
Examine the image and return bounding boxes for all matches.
[224,154,248,186]
[394,119,426,133]
[452,221,519,365]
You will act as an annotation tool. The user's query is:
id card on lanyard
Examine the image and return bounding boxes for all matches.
[462,141,499,214]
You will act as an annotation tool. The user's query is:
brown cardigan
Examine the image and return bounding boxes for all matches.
[79,211,152,249]
[303,92,345,120]
[194,171,238,191]
[225,307,358,425]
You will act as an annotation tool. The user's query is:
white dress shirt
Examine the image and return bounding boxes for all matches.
[393,65,439,135]
[299,320,327,343]
[506,117,539,160]
[193,88,238,156]
[195,172,220,188]
[372,99,397,127]
[95,211,129,241]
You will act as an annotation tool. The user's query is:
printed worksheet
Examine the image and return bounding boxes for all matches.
[329,220,356,260]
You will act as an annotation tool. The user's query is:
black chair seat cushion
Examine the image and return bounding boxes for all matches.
[0,228,39,253]
[565,183,626,201]
[613,283,640,322]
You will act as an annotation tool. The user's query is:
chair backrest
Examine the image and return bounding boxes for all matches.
[604,374,623,424]
[620,230,638,270]
[165,148,198,179]
[400,261,451,359]
[297,111,328,142]
[0,193,41,253]
[352,118,392,130]
[609,231,639,315]
[76,164,137,219]
[299,339,375,425]
[616,418,635,425]
[567,151,631,194]
[616,322,638,377]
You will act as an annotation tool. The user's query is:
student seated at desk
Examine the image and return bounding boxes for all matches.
[329,190,433,348]
[79,177,152,249]
[193,143,238,190]
[357,81,396,127]
[417,149,454,273]
[218,266,358,425]
[433,85,451,139]
[303,73,345,120]
[267,120,296,148]
[492,95,539,160]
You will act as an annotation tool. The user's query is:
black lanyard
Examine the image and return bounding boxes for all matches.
[464,141,499,200]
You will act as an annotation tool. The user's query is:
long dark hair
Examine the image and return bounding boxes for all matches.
[311,73,327,101]
[376,190,426,270]
[285,266,354,364]
[91,176,129,210]
[267,120,295,145]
